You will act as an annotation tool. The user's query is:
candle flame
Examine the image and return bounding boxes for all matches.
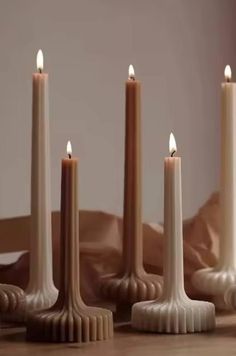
[67,141,72,157]
[128,64,135,80]
[169,132,177,156]
[36,49,44,72]
[224,65,232,82]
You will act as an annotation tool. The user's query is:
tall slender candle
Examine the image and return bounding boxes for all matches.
[220,64,236,268]
[132,134,215,333]
[193,65,236,309]
[25,50,58,311]
[101,65,162,308]
[27,142,113,343]
[123,64,142,273]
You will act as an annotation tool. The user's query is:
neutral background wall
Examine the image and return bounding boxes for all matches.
[0,0,235,222]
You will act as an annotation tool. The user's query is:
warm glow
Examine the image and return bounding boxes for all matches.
[224,65,232,81]
[36,49,44,72]
[67,141,72,157]
[169,132,177,156]
[128,64,135,79]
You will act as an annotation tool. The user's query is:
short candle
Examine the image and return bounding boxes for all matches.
[27,142,113,343]
[132,133,215,333]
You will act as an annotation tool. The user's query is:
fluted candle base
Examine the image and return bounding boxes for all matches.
[192,267,236,310]
[101,271,163,305]
[132,295,215,334]
[0,284,26,323]
[27,303,113,343]
[224,284,236,309]
[25,286,58,313]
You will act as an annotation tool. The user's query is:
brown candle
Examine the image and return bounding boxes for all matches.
[101,66,162,309]
[123,64,142,273]
[27,142,113,343]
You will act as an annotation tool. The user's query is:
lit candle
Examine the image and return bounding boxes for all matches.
[192,65,236,309]
[123,64,142,273]
[132,134,215,333]
[27,142,113,343]
[220,64,236,269]
[25,50,58,312]
[100,65,162,309]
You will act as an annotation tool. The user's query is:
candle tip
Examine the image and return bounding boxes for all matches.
[36,49,44,72]
[224,65,232,82]
[67,141,72,158]
[169,132,177,157]
[128,64,135,80]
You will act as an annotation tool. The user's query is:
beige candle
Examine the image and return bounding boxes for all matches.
[192,65,236,309]
[132,133,215,334]
[25,50,58,312]
[27,142,113,343]
[220,64,236,268]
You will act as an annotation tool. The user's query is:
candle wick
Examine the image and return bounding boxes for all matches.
[129,75,135,81]
[38,68,42,74]
[68,154,72,159]
[226,77,230,83]
[171,150,176,157]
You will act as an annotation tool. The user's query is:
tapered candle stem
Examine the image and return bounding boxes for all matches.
[163,157,185,300]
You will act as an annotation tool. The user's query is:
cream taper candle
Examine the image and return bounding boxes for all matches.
[132,133,215,333]
[193,65,236,309]
[25,50,58,312]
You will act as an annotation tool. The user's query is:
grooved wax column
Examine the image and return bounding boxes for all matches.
[25,50,58,312]
[27,142,113,343]
[193,65,236,310]
[100,65,162,308]
[132,134,215,333]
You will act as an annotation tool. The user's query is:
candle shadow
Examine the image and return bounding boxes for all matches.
[0,328,26,342]
[115,322,138,334]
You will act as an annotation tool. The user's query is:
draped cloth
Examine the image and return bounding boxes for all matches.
[0,192,219,303]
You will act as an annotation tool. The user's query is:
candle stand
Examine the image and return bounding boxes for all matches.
[27,149,113,343]
[192,261,236,310]
[0,284,26,322]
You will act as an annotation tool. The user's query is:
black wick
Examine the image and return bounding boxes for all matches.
[171,150,176,157]
[68,153,72,159]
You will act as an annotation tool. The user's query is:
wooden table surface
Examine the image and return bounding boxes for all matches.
[1,314,236,356]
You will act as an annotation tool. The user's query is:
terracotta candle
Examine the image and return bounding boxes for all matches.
[25,50,58,312]
[101,65,162,308]
[132,133,215,333]
[193,65,236,309]
[27,142,113,343]
[123,63,142,272]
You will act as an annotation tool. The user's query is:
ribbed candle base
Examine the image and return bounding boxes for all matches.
[192,267,236,310]
[132,296,215,334]
[101,271,163,305]
[0,284,26,323]
[27,304,113,343]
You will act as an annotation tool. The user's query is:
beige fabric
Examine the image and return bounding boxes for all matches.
[0,192,219,303]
